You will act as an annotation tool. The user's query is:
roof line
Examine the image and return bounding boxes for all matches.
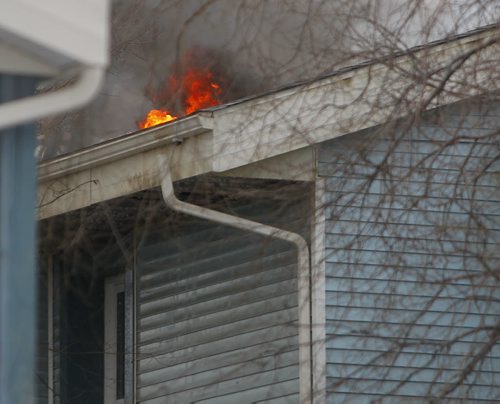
[205,23,500,112]
[39,23,499,165]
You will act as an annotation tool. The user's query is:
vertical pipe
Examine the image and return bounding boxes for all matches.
[158,155,313,403]
[0,74,39,404]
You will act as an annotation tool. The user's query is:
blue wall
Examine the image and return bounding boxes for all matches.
[319,99,499,402]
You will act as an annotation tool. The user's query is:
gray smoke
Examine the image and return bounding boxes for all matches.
[38,0,499,159]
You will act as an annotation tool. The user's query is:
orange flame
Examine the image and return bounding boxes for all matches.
[184,69,221,114]
[140,109,177,129]
[139,67,222,129]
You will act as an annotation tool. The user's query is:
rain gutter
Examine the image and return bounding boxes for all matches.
[38,114,213,183]
[158,154,312,403]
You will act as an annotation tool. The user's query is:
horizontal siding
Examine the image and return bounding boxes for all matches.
[140,278,298,333]
[325,274,500,296]
[319,99,500,401]
[326,291,497,316]
[327,331,500,355]
[139,308,298,357]
[326,393,494,404]
[139,354,298,401]
[139,335,298,387]
[139,323,299,373]
[140,263,296,316]
[136,191,307,403]
[139,237,296,302]
[146,366,300,404]
[327,379,498,401]
[326,306,498,329]
[197,381,300,404]
[326,364,499,386]
[139,292,298,345]
[326,347,500,367]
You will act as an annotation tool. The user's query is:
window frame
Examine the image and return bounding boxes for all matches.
[104,274,125,404]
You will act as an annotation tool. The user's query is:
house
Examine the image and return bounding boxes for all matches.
[35,26,499,403]
[0,3,108,403]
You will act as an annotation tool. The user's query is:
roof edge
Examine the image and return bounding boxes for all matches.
[38,113,213,182]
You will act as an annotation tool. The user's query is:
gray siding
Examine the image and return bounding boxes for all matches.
[136,186,308,403]
[319,100,500,402]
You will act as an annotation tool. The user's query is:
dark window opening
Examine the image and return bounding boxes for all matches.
[116,291,125,400]
[59,269,105,404]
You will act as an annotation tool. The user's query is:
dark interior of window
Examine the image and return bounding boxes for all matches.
[57,262,105,404]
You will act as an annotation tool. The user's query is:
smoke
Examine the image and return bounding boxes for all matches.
[144,46,264,117]
[38,0,500,159]
[38,0,355,158]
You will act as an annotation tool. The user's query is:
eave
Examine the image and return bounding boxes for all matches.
[37,25,500,219]
[38,115,214,219]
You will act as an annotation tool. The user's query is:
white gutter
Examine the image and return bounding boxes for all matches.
[158,154,312,403]
[38,114,213,183]
[0,66,104,130]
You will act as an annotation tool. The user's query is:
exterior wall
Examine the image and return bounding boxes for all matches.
[134,180,310,403]
[39,178,311,403]
[318,99,499,402]
[40,211,130,403]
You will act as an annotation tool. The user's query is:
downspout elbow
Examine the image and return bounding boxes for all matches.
[158,154,313,403]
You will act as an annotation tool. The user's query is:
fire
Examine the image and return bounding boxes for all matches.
[140,109,177,129]
[139,67,222,129]
[184,69,221,114]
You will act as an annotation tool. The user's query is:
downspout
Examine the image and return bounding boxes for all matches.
[158,154,312,403]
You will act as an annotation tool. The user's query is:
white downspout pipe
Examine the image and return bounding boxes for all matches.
[158,154,312,403]
[0,66,104,130]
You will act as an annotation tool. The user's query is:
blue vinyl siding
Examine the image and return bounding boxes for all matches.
[319,99,500,402]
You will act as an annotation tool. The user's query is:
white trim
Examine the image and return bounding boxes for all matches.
[311,176,327,404]
[104,275,125,404]
[37,114,213,183]
[47,256,54,404]
[36,27,499,220]
[131,266,137,404]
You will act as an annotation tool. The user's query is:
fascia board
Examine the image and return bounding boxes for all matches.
[37,114,213,219]
[0,0,109,67]
[210,27,500,172]
[36,26,499,218]
[38,114,213,183]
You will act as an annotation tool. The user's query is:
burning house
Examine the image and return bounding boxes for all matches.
[36,26,499,403]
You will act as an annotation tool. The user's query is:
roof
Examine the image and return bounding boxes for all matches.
[37,25,500,219]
